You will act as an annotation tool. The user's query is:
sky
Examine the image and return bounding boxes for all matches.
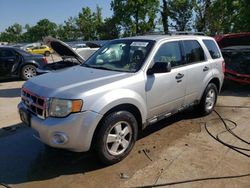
[0,0,112,32]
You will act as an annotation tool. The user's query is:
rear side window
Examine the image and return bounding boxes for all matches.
[183,40,205,63]
[203,39,221,59]
[0,49,14,57]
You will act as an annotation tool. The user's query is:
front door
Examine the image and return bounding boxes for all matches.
[0,49,17,77]
[146,41,187,119]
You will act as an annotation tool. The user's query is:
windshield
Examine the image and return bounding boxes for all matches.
[82,39,155,72]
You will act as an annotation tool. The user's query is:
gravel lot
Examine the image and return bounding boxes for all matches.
[0,79,249,188]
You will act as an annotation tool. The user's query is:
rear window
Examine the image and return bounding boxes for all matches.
[203,39,221,59]
[183,40,205,63]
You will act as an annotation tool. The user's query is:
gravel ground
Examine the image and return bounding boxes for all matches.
[0,80,249,188]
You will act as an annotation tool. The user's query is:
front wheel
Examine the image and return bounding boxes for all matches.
[198,83,218,115]
[21,64,37,80]
[96,111,138,165]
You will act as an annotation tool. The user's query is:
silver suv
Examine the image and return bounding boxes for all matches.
[18,35,224,164]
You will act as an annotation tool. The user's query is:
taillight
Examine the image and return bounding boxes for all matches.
[222,60,225,73]
[42,57,48,64]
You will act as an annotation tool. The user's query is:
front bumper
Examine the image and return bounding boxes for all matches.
[18,102,103,152]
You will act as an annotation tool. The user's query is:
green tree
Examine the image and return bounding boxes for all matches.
[23,19,57,42]
[193,0,211,32]
[111,0,159,36]
[98,17,120,40]
[161,0,170,34]
[230,0,250,32]
[57,17,79,40]
[193,0,250,35]
[168,0,193,31]
[0,23,22,43]
[76,6,103,40]
[205,0,237,35]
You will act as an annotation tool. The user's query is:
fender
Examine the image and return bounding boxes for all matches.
[17,61,39,76]
[88,88,147,124]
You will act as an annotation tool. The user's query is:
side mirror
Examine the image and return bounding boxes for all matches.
[147,62,171,75]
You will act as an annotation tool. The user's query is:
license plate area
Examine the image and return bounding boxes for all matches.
[19,108,30,126]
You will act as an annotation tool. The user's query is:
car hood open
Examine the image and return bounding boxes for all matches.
[215,32,250,48]
[43,36,85,64]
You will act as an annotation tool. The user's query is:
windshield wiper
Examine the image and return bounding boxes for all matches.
[90,66,114,71]
[83,64,133,72]
[82,64,93,68]
[83,64,117,71]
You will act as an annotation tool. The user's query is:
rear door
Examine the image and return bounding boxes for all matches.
[0,48,17,76]
[146,40,187,118]
[182,39,212,106]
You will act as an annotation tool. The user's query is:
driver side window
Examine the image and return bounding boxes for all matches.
[154,41,183,68]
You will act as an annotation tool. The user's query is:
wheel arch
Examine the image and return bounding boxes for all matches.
[19,62,38,72]
[208,77,220,92]
[19,63,38,79]
[90,103,143,150]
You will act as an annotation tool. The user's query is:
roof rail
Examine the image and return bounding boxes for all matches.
[143,31,165,35]
[168,31,205,36]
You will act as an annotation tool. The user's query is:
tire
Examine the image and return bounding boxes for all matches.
[96,111,138,165]
[44,51,50,56]
[198,83,218,115]
[21,64,37,80]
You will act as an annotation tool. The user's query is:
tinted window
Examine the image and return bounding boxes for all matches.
[0,49,14,57]
[15,48,31,56]
[183,40,205,63]
[203,39,221,59]
[154,41,183,68]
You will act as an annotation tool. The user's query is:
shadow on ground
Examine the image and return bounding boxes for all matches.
[0,109,202,185]
[221,80,250,97]
[0,123,104,185]
[0,80,249,185]
[0,88,21,98]
[139,108,202,140]
[0,77,20,83]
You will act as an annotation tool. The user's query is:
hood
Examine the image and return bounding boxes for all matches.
[43,36,85,64]
[215,32,250,48]
[23,66,130,99]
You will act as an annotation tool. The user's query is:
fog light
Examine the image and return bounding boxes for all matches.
[52,132,68,145]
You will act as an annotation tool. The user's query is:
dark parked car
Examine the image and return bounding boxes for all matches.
[215,32,250,84]
[0,46,48,80]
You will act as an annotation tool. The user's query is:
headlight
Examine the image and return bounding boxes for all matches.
[49,98,83,117]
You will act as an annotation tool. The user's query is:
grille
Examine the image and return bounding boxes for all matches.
[21,88,47,118]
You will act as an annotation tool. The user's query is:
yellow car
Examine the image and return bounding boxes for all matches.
[26,45,53,56]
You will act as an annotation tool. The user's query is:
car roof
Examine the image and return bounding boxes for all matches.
[0,46,17,50]
[117,34,214,42]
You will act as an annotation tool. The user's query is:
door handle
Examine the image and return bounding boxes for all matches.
[175,73,184,79]
[203,66,209,72]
